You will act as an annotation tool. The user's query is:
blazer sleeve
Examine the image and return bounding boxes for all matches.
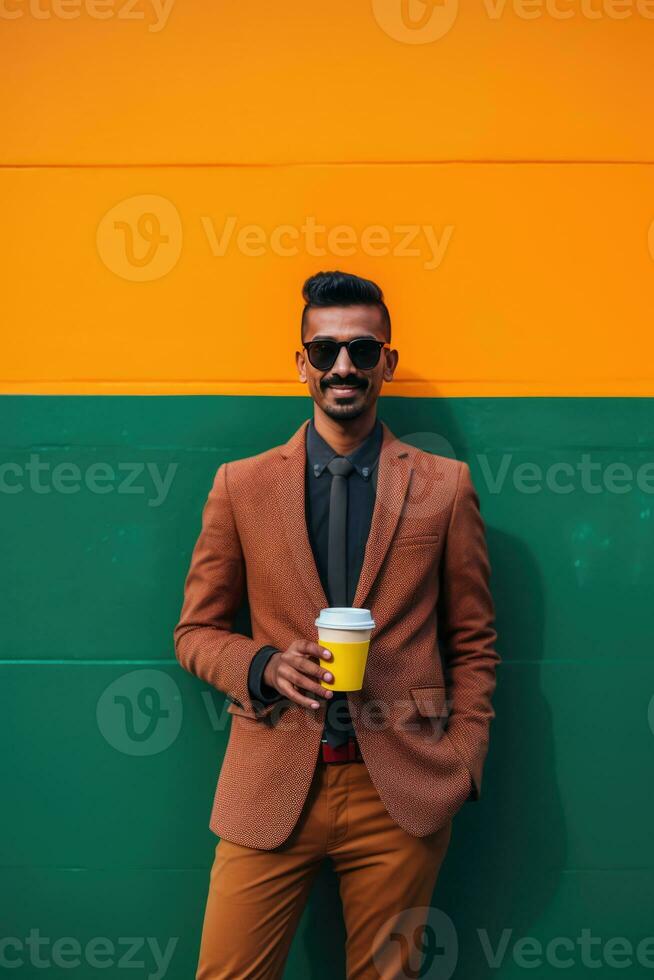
[437,460,500,800]
[173,462,277,718]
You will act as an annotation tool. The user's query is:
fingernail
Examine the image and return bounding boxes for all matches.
[324,673,333,682]
[311,702,320,709]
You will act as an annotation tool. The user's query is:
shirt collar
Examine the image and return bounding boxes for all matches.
[306,417,383,481]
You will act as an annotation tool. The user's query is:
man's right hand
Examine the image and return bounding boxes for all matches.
[262,640,335,709]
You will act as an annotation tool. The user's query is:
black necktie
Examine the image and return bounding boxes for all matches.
[324,457,355,748]
[327,457,354,607]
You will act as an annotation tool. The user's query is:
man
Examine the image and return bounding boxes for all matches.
[174,271,500,980]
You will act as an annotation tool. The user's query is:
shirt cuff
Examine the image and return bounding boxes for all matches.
[248,646,283,703]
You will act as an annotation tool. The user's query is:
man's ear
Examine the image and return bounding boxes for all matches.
[383,349,399,382]
[296,349,307,383]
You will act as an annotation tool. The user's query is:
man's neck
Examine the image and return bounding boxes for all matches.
[312,408,378,457]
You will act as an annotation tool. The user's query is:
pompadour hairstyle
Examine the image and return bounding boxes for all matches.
[301,270,391,342]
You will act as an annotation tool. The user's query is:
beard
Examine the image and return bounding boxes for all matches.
[313,376,370,421]
[321,401,367,421]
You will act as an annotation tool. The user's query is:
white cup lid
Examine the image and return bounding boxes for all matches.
[315,607,375,631]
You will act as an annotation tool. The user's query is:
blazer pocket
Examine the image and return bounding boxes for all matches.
[410,685,449,718]
[227,701,255,717]
[227,701,276,720]
[394,532,440,547]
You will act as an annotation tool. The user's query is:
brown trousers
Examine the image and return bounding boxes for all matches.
[196,758,452,980]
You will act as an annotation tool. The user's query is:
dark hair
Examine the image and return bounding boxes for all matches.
[301,271,391,342]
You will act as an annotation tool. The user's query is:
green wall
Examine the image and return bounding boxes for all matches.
[2,396,654,978]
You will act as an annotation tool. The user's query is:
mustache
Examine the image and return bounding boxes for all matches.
[321,376,368,389]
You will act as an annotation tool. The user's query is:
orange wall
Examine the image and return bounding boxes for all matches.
[1,0,653,395]
[2,164,654,395]
[3,0,654,164]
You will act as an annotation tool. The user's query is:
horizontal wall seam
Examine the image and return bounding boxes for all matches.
[0,866,649,873]
[1,160,654,170]
[11,378,650,385]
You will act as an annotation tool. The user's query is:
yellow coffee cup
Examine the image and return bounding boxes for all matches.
[315,607,376,692]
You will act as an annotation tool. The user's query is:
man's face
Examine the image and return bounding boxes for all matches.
[296,304,398,422]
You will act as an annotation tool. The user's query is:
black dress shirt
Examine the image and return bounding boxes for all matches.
[247,417,383,745]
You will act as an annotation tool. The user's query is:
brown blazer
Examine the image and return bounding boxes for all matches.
[174,418,500,849]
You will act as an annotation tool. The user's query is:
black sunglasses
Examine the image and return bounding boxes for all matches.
[303,338,390,372]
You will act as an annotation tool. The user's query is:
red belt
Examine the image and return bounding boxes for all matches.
[320,736,364,763]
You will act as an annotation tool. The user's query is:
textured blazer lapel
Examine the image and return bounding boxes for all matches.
[274,417,413,614]
[274,418,328,612]
[352,421,413,610]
